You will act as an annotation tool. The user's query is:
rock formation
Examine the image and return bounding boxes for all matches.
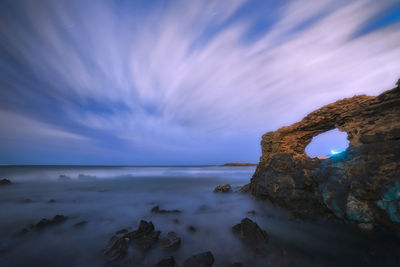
[213,184,232,193]
[250,79,400,233]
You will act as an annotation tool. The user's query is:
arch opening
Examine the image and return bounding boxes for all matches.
[305,128,349,158]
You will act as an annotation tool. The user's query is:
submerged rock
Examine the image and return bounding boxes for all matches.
[182,251,214,267]
[232,218,268,245]
[0,179,12,185]
[78,174,96,180]
[20,198,33,204]
[250,79,400,234]
[104,220,160,262]
[19,215,68,234]
[213,184,231,193]
[155,256,176,267]
[159,232,181,251]
[151,205,181,214]
[74,221,87,228]
[58,174,71,181]
[187,225,197,233]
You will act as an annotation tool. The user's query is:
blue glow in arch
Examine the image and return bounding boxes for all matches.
[305,129,349,157]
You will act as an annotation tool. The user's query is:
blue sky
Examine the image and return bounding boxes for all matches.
[0,0,399,165]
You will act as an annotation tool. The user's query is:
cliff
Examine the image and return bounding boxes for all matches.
[250,79,400,233]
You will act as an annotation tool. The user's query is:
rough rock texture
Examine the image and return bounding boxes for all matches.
[250,80,400,233]
[159,232,181,251]
[213,184,232,193]
[155,256,176,267]
[232,218,269,245]
[182,251,214,267]
[104,220,160,263]
[0,179,12,185]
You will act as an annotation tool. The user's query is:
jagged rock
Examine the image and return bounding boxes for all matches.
[151,206,181,214]
[58,174,71,181]
[250,79,400,234]
[232,218,268,245]
[247,210,256,215]
[213,184,231,193]
[182,251,214,267]
[104,220,160,262]
[155,256,176,267]
[238,184,250,193]
[19,215,68,234]
[0,179,12,185]
[159,232,181,251]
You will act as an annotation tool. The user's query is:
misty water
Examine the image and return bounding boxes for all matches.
[0,166,399,267]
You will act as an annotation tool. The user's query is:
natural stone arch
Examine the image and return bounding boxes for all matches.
[305,128,349,158]
[250,80,400,234]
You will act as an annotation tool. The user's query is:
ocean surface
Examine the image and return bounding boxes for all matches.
[0,166,399,267]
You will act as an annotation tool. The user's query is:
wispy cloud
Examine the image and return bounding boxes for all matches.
[0,0,399,164]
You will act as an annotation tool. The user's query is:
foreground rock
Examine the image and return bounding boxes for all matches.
[20,215,67,234]
[232,218,268,245]
[182,251,214,267]
[159,232,181,251]
[250,79,400,233]
[213,184,231,193]
[151,206,181,214]
[155,256,176,267]
[0,179,12,185]
[104,220,160,263]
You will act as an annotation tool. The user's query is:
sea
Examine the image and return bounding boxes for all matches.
[0,165,399,267]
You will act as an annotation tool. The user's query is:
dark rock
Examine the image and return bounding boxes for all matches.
[250,79,400,234]
[238,184,250,193]
[247,210,256,215]
[172,218,180,224]
[48,199,56,203]
[182,251,214,267]
[187,225,196,233]
[74,221,87,228]
[0,179,12,185]
[250,247,268,258]
[104,220,160,262]
[155,256,176,267]
[19,215,68,234]
[232,218,268,245]
[159,232,181,251]
[229,262,245,267]
[151,205,181,214]
[58,175,71,181]
[213,184,231,193]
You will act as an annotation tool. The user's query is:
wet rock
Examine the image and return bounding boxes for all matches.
[250,247,268,258]
[74,221,87,228]
[0,179,12,185]
[48,199,56,203]
[187,225,196,233]
[19,215,68,234]
[232,218,268,245]
[213,184,231,193]
[238,184,250,193]
[104,220,160,262]
[172,218,180,224]
[229,263,245,267]
[182,251,214,267]
[159,232,181,251]
[151,205,181,214]
[155,256,176,267]
[250,79,400,234]
[58,174,71,181]
[20,198,33,204]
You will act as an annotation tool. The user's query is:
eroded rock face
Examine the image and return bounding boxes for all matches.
[250,80,400,233]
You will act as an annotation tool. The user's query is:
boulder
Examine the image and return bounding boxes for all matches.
[0,179,12,185]
[213,184,231,193]
[159,232,181,251]
[182,251,214,267]
[151,206,181,214]
[250,79,400,234]
[104,220,160,262]
[232,218,268,245]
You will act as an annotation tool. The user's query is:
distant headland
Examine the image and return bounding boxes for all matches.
[223,163,258,166]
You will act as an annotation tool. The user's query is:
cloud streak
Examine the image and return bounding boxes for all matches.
[0,0,399,164]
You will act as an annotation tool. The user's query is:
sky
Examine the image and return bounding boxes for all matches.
[0,0,399,165]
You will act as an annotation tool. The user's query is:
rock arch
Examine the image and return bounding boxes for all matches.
[250,80,400,233]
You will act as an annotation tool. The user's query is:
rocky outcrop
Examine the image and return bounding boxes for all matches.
[182,251,214,267]
[213,184,232,193]
[151,206,181,214]
[232,218,268,245]
[250,79,400,233]
[0,179,12,185]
